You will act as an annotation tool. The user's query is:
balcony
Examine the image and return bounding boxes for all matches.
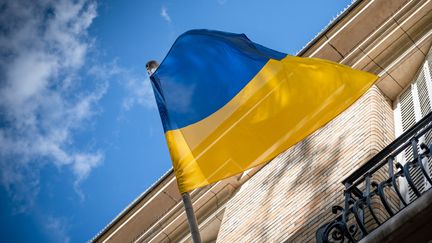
[316,112,432,243]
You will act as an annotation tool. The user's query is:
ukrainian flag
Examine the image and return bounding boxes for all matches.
[150,29,377,193]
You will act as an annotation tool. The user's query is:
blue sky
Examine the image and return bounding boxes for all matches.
[0,0,351,242]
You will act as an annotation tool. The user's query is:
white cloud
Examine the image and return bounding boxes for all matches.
[90,62,156,111]
[44,215,71,243]
[0,0,105,209]
[73,152,104,201]
[160,6,172,23]
[122,77,155,110]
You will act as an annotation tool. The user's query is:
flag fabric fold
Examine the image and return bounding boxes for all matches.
[150,29,378,193]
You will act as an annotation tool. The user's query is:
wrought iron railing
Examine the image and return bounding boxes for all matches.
[316,112,432,242]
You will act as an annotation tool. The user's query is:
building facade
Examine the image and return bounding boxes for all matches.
[92,0,432,242]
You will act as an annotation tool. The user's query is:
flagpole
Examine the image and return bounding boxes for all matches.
[146,60,202,243]
[182,192,202,243]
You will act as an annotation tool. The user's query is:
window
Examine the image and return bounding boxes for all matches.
[394,47,432,203]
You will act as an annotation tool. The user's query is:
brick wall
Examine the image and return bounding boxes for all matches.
[216,86,395,242]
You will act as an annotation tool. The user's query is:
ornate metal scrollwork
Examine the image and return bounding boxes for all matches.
[316,113,432,243]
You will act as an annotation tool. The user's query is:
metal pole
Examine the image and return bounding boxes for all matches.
[181,192,202,243]
[146,61,201,242]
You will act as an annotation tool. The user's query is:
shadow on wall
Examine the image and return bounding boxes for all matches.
[220,132,345,242]
[267,135,344,242]
[280,136,344,243]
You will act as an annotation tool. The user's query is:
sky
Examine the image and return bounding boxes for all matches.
[0,0,352,242]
